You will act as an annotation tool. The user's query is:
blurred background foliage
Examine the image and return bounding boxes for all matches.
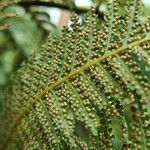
[0,0,150,106]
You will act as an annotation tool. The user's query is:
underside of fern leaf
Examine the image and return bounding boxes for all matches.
[0,0,150,149]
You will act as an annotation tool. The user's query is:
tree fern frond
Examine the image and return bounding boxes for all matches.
[0,0,150,149]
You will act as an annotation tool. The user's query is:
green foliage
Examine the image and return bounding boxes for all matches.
[0,3,60,87]
[0,0,17,31]
[0,0,150,149]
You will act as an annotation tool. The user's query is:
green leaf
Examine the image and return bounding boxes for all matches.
[0,0,150,149]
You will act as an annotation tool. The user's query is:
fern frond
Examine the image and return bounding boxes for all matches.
[0,0,17,31]
[0,0,150,149]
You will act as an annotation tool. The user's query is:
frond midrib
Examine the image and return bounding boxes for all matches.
[42,37,149,94]
[3,36,150,149]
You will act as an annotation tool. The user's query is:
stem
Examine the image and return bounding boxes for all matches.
[3,37,150,150]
